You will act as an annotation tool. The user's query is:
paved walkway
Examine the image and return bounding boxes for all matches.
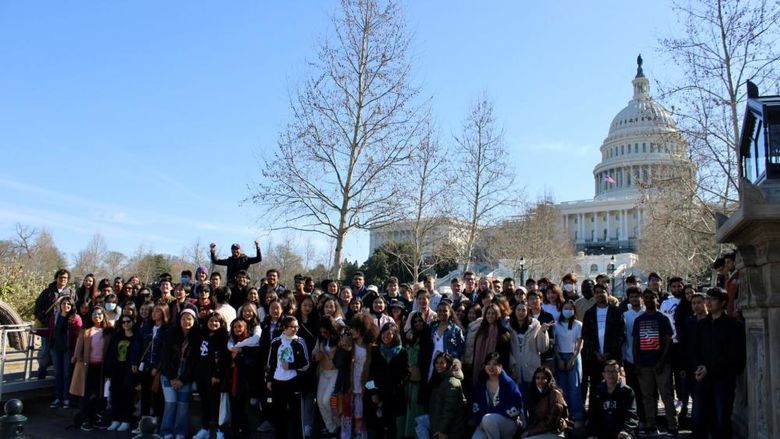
[4,388,691,439]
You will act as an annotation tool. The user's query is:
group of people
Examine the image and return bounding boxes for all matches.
[31,242,745,439]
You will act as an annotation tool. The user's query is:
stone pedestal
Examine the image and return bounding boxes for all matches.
[716,179,780,439]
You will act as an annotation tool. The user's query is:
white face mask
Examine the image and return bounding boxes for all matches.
[562,309,575,319]
[105,303,117,312]
[563,283,574,293]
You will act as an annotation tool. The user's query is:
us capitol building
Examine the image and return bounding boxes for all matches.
[369,56,695,280]
[557,55,694,276]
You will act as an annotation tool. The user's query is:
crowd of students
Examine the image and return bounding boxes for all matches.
[31,243,746,439]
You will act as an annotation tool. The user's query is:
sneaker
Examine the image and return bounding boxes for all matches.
[107,421,121,431]
[192,428,209,439]
[117,422,130,432]
[49,399,61,408]
[643,427,660,437]
[667,429,679,437]
[81,423,95,432]
[132,423,142,435]
[63,399,70,408]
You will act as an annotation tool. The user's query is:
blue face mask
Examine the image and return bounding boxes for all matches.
[105,303,117,312]
[181,276,190,285]
[562,309,575,319]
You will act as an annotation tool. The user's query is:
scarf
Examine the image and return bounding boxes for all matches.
[231,331,249,395]
[380,343,401,363]
[473,324,498,383]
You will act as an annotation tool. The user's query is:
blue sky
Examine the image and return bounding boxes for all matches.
[0,1,681,266]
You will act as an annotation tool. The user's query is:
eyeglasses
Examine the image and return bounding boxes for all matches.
[286,326,299,330]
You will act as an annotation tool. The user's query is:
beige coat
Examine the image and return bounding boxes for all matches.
[69,327,112,397]
[508,319,549,384]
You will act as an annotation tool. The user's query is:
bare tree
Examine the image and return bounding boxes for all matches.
[182,238,209,269]
[249,0,423,279]
[381,120,455,281]
[658,0,780,210]
[12,223,36,259]
[637,160,721,282]
[72,233,108,278]
[454,95,518,272]
[485,198,575,280]
[103,251,127,278]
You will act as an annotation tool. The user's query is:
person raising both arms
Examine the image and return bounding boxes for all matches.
[209,240,263,285]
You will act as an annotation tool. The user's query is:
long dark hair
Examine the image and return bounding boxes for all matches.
[476,303,502,340]
[531,366,559,392]
[558,300,576,330]
[429,351,455,388]
[509,301,532,332]
[77,274,97,301]
[317,316,340,346]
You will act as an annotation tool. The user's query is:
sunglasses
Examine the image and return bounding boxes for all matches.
[121,320,133,325]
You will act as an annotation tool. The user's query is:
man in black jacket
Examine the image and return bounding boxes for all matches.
[693,287,746,439]
[33,268,73,379]
[209,240,262,285]
[582,284,626,398]
[587,360,639,439]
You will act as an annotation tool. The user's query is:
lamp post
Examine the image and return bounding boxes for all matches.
[519,257,525,285]
[607,255,616,293]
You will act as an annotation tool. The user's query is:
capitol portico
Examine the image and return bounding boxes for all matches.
[557,56,693,258]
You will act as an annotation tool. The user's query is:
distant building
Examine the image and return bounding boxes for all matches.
[368,218,468,258]
[557,56,693,256]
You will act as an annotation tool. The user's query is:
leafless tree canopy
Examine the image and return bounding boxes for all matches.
[386,119,457,280]
[454,96,518,271]
[249,0,424,278]
[637,161,722,282]
[658,0,780,210]
[484,198,575,280]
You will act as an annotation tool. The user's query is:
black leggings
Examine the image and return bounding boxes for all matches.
[80,363,104,424]
[230,393,250,434]
[197,378,222,429]
[139,370,164,417]
[270,378,303,439]
[110,368,136,423]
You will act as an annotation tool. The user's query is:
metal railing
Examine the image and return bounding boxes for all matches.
[0,323,51,402]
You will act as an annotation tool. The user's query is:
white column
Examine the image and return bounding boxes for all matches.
[606,211,611,241]
[622,209,628,242]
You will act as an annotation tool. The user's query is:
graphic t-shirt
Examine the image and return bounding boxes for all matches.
[596,306,608,354]
[632,312,672,367]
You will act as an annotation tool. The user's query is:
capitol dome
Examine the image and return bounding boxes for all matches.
[592,55,689,201]
[607,92,677,138]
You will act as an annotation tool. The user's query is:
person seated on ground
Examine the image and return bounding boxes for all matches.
[470,352,525,439]
[523,367,568,439]
[586,360,638,439]
[415,353,466,439]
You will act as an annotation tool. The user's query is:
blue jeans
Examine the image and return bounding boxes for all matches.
[160,375,192,437]
[50,348,70,401]
[554,353,584,422]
